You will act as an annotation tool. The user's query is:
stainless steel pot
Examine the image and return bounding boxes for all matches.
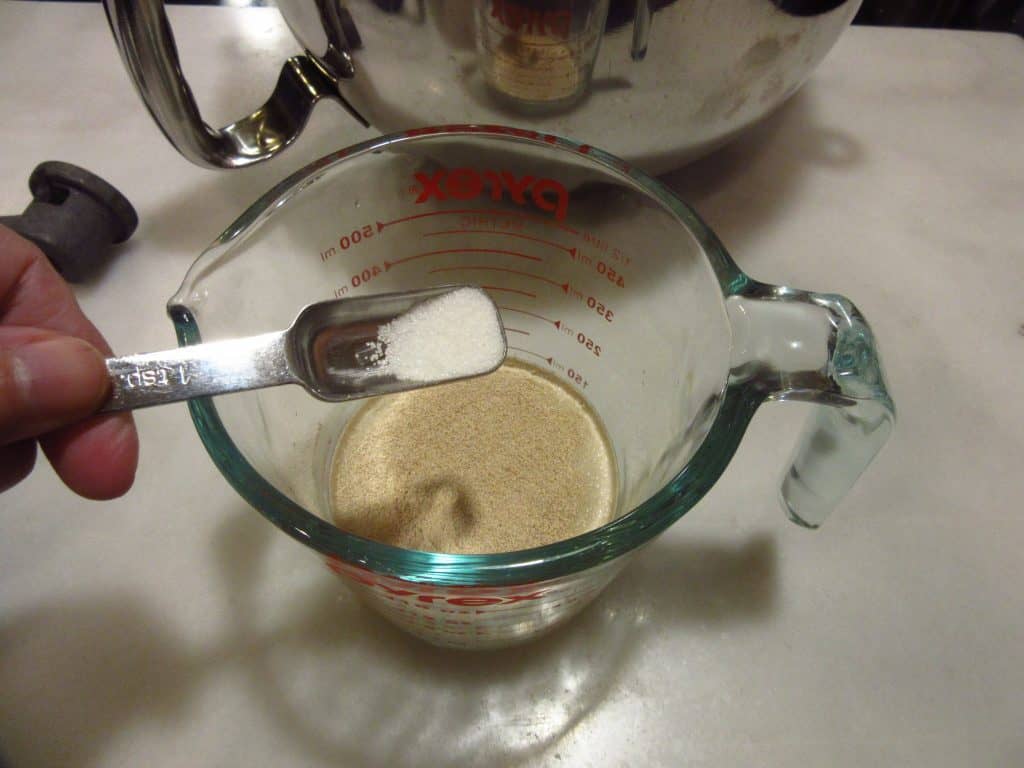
[103,0,861,172]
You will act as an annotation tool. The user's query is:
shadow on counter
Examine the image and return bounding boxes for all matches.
[659,82,865,262]
[0,501,777,768]
[0,595,197,766]
[201,508,778,768]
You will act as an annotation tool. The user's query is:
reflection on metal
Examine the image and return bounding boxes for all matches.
[630,0,651,61]
[103,0,861,170]
[102,0,367,169]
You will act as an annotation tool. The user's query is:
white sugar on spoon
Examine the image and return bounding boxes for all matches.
[376,286,507,382]
[101,285,506,412]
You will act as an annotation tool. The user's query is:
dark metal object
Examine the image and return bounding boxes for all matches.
[0,162,138,282]
[772,0,850,14]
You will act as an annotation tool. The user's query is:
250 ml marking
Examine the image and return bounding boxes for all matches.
[575,332,602,357]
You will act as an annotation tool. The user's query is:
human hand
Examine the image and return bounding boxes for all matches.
[1,224,138,497]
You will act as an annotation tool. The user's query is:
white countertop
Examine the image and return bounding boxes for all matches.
[2,4,1023,766]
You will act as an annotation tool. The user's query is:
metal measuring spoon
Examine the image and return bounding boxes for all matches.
[101,286,506,412]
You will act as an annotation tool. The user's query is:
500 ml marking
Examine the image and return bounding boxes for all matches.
[320,222,379,262]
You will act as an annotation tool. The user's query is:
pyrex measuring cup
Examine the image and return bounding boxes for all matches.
[171,125,894,649]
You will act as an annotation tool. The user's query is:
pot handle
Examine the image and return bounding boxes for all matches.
[101,0,365,169]
[726,285,895,528]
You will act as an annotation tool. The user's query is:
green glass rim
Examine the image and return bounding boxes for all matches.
[169,124,762,587]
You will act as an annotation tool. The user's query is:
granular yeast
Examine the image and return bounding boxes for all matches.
[329,359,616,553]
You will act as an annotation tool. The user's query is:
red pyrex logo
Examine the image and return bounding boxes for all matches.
[413,168,569,221]
[326,557,546,607]
[490,0,571,38]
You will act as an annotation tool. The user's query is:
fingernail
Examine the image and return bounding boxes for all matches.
[13,337,109,414]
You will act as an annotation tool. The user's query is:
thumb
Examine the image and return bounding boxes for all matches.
[0,327,110,445]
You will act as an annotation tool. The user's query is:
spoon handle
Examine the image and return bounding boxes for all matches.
[101,331,296,412]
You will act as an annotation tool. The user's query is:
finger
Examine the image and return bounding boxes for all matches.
[0,225,112,353]
[1,225,139,498]
[41,412,138,500]
[0,440,38,494]
[0,327,110,444]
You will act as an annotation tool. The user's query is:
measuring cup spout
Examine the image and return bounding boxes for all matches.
[726,284,895,528]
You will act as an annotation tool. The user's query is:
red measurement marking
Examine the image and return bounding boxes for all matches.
[481,33,572,49]
[384,248,543,270]
[428,265,566,290]
[424,229,573,254]
[503,328,531,336]
[378,208,579,235]
[483,285,536,298]
[496,306,561,329]
[508,346,552,365]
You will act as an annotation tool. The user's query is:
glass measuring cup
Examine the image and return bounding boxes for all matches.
[171,125,894,649]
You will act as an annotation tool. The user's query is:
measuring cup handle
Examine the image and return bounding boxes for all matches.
[101,0,365,169]
[727,285,895,528]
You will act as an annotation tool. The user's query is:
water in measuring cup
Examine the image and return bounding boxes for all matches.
[328,359,617,553]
